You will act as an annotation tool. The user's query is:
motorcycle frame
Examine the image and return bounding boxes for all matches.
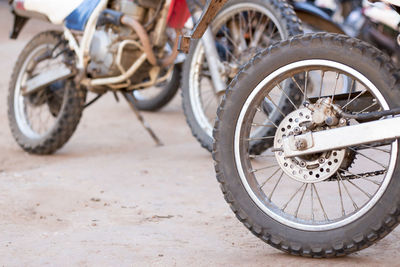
[32,0,190,91]
[63,0,108,70]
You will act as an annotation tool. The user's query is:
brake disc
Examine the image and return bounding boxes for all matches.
[274,108,346,183]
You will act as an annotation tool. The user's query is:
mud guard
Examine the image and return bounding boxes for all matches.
[178,0,227,53]
[10,13,29,39]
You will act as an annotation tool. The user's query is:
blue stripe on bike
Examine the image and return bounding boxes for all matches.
[65,0,101,31]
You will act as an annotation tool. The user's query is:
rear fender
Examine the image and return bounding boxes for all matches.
[9,0,48,39]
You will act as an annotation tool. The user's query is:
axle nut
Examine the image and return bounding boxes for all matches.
[295,138,308,150]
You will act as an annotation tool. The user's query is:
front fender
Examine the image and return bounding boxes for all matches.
[293,2,345,34]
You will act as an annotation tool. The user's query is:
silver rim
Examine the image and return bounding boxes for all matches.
[234,59,397,231]
[14,43,65,139]
[188,3,286,137]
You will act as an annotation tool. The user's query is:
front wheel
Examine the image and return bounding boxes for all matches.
[8,31,86,154]
[213,33,400,257]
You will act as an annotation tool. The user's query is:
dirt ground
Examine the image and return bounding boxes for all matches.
[1,3,400,266]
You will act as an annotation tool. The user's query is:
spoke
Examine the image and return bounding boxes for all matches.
[340,168,383,186]
[355,102,378,114]
[246,10,254,45]
[294,183,308,218]
[249,154,275,159]
[318,71,325,98]
[331,72,340,102]
[267,24,277,44]
[312,183,329,221]
[344,79,355,112]
[201,91,217,113]
[282,183,305,211]
[251,164,279,173]
[255,105,279,128]
[304,71,309,103]
[251,122,276,128]
[311,184,314,221]
[265,94,286,117]
[349,147,388,169]
[246,136,275,141]
[259,167,281,189]
[268,170,283,200]
[358,144,391,154]
[338,173,358,211]
[346,178,372,198]
[232,14,247,53]
[238,12,247,50]
[221,26,241,63]
[276,83,298,110]
[291,76,311,103]
[337,179,346,216]
[250,16,270,48]
[363,177,383,186]
[341,89,367,109]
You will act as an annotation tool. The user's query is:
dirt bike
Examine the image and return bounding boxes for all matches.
[7,0,192,154]
[181,0,400,257]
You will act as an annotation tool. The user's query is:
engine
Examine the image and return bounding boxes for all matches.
[87,0,163,82]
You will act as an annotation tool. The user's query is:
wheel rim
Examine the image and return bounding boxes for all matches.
[14,43,66,139]
[234,59,397,231]
[189,3,286,138]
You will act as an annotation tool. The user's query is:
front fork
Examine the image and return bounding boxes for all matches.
[180,0,229,93]
[193,11,226,94]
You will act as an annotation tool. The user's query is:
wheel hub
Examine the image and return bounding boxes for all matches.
[274,108,346,183]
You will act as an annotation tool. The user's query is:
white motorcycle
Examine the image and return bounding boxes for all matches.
[184,0,400,257]
[8,0,195,154]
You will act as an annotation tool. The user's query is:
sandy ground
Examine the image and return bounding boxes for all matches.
[1,2,400,266]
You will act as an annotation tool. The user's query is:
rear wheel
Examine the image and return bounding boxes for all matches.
[8,31,86,154]
[213,33,400,257]
[132,64,181,111]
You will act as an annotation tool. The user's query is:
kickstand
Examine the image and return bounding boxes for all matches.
[121,91,163,146]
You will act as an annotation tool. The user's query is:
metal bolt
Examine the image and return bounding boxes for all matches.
[318,157,325,164]
[295,138,308,150]
[294,127,301,134]
[299,161,306,167]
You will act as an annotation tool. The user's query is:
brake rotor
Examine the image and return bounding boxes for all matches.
[274,108,346,183]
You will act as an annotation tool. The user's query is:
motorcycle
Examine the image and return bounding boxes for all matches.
[8,0,191,154]
[182,0,400,257]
